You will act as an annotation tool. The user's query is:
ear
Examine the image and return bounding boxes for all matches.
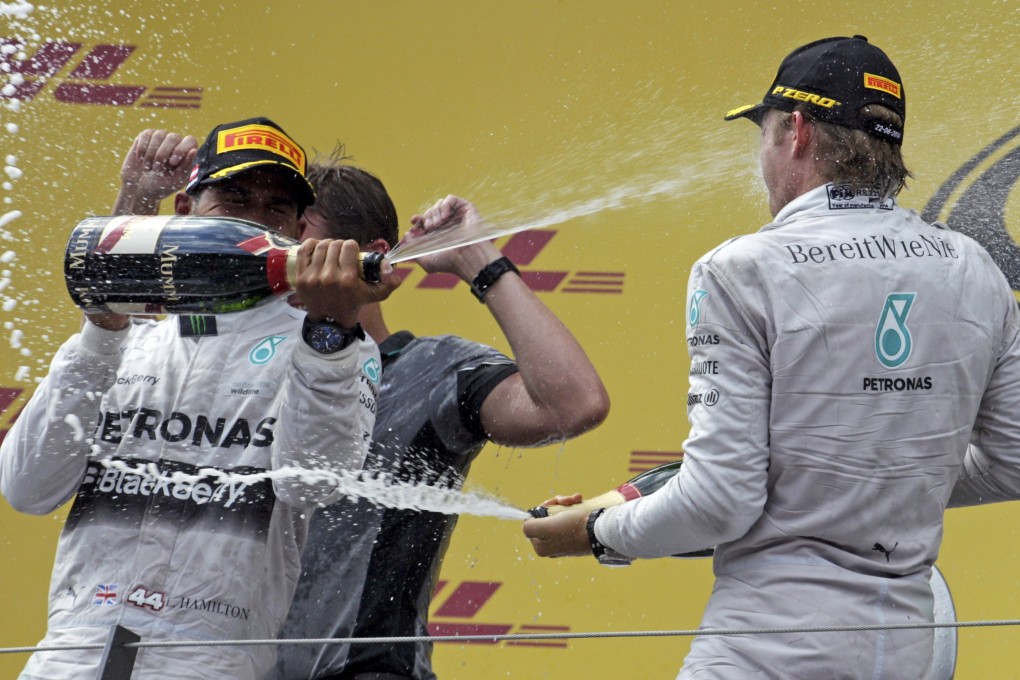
[790,111,814,157]
[363,237,391,255]
[174,192,193,216]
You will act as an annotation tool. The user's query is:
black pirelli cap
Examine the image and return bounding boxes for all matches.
[186,116,316,210]
[725,35,905,144]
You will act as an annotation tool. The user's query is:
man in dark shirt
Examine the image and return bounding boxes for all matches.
[273,159,610,679]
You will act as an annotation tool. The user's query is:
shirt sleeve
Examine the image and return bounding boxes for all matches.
[950,292,1020,507]
[0,322,127,514]
[456,360,519,440]
[418,337,516,453]
[598,256,772,558]
[270,338,378,508]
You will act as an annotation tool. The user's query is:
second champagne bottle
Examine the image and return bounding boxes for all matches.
[527,458,714,559]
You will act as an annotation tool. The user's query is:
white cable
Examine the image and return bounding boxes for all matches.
[2,618,1018,655]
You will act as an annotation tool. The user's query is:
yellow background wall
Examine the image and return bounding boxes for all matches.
[0,1,1018,677]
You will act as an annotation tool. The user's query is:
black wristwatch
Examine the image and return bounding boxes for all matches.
[470,257,520,302]
[302,317,365,354]
[586,508,633,567]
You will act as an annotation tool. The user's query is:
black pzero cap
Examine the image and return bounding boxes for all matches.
[725,35,905,144]
[185,116,316,210]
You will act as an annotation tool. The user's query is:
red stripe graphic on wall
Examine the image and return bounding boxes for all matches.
[415,230,621,294]
[628,450,684,475]
[0,386,24,444]
[0,38,205,109]
[139,87,204,109]
[433,581,500,617]
[429,580,571,648]
[561,271,624,294]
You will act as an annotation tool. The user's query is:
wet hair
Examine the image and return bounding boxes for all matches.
[306,145,399,248]
[773,104,912,199]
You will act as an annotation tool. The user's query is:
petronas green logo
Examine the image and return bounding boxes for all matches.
[249,335,287,365]
[875,293,916,368]
[363,358,381,384]
[689,290,708,327]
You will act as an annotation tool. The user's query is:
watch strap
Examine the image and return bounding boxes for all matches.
[587,508,633,567]
[586,508,608,559]
[469,257,520,302]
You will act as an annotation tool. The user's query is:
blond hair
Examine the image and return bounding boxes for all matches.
[774,105,912,198]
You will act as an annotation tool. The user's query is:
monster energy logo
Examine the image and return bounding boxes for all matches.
[688,290,708,327]
[179,315,217,337]
[875,293,915,368]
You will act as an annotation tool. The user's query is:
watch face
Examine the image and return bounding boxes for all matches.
[308,323,349,354]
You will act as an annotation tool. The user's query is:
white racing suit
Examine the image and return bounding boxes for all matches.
[596,184,1020,679]
[0,298,380,679]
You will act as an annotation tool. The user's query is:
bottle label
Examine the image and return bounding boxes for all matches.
[95,215,173,255]
[236,233,294,294]
[106,302,167,315]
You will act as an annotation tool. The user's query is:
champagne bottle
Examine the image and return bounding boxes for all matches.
[64,215,386,315]
[527,458,714,559]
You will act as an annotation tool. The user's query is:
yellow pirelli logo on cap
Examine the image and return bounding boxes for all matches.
[217,124,306,173]
[864,73,901,98]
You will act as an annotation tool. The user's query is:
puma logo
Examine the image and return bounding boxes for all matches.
[872,542,898,562]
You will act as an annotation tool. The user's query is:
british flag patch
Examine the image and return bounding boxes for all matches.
[93,584,118,606]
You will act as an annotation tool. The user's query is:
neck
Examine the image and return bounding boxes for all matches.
[773,164,829,216]
[358,302,391,344]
